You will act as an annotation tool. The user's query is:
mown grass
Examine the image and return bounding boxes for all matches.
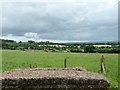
[1,50,118,88]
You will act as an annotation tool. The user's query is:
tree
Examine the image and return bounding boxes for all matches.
[84,45,96,53]
[28,40,35,44]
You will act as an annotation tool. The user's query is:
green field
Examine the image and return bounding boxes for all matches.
[1,50,118,88]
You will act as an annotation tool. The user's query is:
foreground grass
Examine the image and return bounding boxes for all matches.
[2,50,118,88]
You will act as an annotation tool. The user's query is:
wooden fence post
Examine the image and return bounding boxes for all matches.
[100,55,106,74]
[64,57,69,68]
[64,58,67,68]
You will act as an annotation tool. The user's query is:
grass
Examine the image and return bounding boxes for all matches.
[1,50,118,88]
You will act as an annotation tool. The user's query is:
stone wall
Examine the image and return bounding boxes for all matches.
[1,68,109,90]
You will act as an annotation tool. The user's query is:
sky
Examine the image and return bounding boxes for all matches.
[0,0,118,42]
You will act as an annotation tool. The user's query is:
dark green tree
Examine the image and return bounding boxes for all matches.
[84,45,96,53]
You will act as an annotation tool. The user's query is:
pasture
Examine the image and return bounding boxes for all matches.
[1,50,118,88]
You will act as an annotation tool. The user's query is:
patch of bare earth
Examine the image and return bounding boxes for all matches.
[1,67,110,90]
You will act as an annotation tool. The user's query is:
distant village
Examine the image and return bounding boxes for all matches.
[0,39,120,53]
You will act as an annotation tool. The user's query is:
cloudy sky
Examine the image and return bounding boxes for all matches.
[1,1,118,42]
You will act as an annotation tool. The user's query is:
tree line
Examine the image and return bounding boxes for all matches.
[0,39,120,53]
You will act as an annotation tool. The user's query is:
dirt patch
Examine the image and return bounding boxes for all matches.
[1,67,109,90]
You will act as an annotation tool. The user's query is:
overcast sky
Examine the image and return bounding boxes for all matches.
[1,1,118,42]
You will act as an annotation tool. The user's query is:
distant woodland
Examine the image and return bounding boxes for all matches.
[0,39,120,53]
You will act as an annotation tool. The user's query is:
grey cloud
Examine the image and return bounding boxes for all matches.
[2,2,118,41]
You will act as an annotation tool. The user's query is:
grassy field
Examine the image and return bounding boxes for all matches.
[1,50,118,88]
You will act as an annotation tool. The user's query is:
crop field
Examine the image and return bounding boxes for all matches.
[1,50,118,88]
